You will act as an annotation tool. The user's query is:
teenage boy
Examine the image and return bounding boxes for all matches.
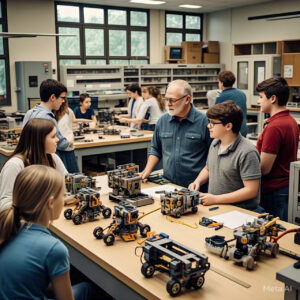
[216,71,248,137]
[256,77,299,221]
[189,101,261,210]
[23,79,69,150]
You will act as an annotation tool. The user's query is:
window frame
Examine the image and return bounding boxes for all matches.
[55,2,150,77]
[0,0,10,106]
[165,11,203,46]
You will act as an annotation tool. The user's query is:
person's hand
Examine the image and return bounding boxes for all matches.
[140,168,151,180]
[115,115,121,119]
[188,181,200,191]
[200,193,218,206]
[119,118,127,123]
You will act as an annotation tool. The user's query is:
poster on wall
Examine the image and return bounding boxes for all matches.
[284,65,293,78]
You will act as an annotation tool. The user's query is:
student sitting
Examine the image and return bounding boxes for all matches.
[0,165,93,300]
[0,118,67,211]
[189,101,261,211]
[119,86,166,131]
[73,93,97,123]
[256,77,299,221]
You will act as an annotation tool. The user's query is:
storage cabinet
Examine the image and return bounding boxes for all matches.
[282,40,300,86]
[60,64,224,108]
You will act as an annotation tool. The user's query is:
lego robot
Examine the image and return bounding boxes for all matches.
[93,202,151,245]
[65,173,97,196]
[107,163,153,207]
[140,233,210,297]
[205,214,282,270]
[64,187,111,225]
[160,188,200,217]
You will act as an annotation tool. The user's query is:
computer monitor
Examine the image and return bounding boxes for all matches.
[169,47,182,59]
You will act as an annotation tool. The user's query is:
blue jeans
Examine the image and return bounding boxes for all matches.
[261,186,289,221]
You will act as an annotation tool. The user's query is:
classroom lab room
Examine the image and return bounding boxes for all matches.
[0,0,300,299]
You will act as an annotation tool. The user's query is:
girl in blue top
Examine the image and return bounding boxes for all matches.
[73,93,97,123]
[0,165,93,300]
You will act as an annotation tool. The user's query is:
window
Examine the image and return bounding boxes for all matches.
[0,0,9,106]
[56,3,149,76]
[165,12,202,46]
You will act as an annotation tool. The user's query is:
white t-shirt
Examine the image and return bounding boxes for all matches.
[128,97,144,129]
[0,154,67,210]
[137,97,164,125]
[58,108,75,151]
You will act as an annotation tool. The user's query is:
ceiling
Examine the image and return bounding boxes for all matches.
[59,0,275,13]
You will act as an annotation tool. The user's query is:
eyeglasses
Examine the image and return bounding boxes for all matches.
[208,120,223,128]
[163,94,188,104]
[60,96,68,101]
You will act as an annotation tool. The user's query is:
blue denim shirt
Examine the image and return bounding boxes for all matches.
[149,105,212,188]
[23,105,69,150]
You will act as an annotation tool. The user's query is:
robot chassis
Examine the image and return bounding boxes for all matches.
[160,188,200,217]
[139,233,210,297]
[64,187,112,225]
[107,163,154,207]
[205,213,284,270]
[65,173,97,196]
[93,202,151,246]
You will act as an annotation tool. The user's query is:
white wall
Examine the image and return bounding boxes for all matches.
[207,0,300,69]
[5,0,57,113]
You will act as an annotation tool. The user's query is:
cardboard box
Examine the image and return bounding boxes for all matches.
[203,53,219,64]
[181,41,203,64]
[203,41,220,53]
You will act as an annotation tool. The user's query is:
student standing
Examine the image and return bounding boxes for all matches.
[0,165,93,300]
[120,86,165,131]
[0,119,67,211]
[55,98,80,173]
[256,77,299,221]
[73,93,97,123]
[141,80,212,188]
[23,79,70,151]
[216,71,248,137]
[189,101,261,211]
[115,83,144,129]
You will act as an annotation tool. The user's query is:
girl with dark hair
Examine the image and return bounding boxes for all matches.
[120,86,166,131]
[0,165,93,300]
[73,93,97,122]
[0,118,67,210]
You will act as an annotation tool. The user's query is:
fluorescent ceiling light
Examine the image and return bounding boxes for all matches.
[130,0,166,5]
[179,4,202,9]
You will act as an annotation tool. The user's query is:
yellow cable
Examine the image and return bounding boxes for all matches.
[166,215,198,229]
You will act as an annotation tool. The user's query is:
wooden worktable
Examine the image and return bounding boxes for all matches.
[50,178,300,300]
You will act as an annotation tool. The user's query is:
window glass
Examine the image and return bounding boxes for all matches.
[57,5,79,22]
[84,7,104,24]
[166,14,183,28]
[0,25,3,55]
[109,59,129,65]
[85,28,104,56]
[0,59,6,99]
[130,60,148,65]
[59,59,81,66]
[109,30,126,56]
[166,32,182,46]
[130,11,147,26]
[186,15,200,29]
[58,27,80,56]
[131,31,147,56]
[0,2,2,18]
[86,59,106,65]
[186,33,201,42]
[108,9,126,25]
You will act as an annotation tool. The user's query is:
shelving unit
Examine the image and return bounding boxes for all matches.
[60,64,224,108]
[234,41,282,56]
[288,161,300,225]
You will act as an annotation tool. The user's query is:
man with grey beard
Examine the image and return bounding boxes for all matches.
[141,80,212,189]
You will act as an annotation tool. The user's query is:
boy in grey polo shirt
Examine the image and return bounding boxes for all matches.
[189,101,261,210]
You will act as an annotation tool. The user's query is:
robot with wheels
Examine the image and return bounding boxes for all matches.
[139,233,210,297]
[160,188,200,217]
[64,187,111,225]
[205,213,283,270]
[93,202,151,246]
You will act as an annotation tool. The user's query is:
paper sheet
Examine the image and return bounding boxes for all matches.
[141,185,177,199]
[211,210,256,229]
